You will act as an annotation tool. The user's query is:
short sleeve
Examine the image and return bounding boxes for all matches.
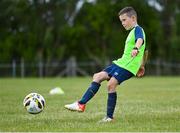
[135,26,144,43]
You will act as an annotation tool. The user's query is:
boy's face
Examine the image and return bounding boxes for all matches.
[119,13,136,30]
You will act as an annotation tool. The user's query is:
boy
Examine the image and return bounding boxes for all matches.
[65,6,148,122]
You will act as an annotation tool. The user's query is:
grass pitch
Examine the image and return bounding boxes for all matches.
[0,77,180,132]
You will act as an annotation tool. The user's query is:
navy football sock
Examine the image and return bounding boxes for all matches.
[107,92,117,119]
[79,82,101,104]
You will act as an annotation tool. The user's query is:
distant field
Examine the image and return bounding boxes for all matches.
[0,77,180,132]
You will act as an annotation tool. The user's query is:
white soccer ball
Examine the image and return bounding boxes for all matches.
[23,93,45,114]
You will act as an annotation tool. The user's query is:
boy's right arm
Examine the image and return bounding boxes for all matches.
[136,50,148,77]
[142,49,148,66]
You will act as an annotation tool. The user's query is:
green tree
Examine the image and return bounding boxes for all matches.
[0,0,179,66]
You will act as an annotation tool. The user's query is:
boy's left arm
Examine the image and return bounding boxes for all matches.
[131,38,143,57]
[136,49,148,77]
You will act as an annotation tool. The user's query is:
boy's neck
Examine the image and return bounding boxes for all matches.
[134,23,138,27]
[130,23,138,30]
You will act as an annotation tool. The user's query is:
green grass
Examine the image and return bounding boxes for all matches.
[0,77,180,132]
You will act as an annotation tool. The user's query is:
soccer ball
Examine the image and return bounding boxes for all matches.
[23,93,45,114]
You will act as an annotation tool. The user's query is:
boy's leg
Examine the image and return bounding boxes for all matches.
[106,77,118,119]
[99,77,118,122]
[78,82,100,104]
[101,65,134,122]
[65,71,109,112]
[79,71,109,104]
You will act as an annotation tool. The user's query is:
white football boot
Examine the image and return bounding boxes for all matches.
[64,101,85,112]
[98,116,114,123]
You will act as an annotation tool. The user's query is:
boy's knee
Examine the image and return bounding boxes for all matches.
[107,82,116,92]
[107,79,118,92]
[93,73,101,82]
[93,72,107,83]
[93,73,98,79]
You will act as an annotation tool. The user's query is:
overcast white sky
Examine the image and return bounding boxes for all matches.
[68,0,163,26]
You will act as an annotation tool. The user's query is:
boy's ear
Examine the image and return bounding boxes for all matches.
[131,15,136,20]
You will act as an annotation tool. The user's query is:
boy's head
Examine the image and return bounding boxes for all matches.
[118,7,137,30]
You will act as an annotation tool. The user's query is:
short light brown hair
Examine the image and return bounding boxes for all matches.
[118,6,137,18]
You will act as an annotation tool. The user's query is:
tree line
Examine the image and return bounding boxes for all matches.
[0,0,179,66]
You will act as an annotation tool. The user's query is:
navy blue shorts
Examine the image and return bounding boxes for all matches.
[103,64,134,84]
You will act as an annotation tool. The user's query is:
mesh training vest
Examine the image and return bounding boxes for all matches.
[113,26,146,75]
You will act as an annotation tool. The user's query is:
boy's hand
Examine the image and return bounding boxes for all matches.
[131,47,139,57]
[136,66,145,77]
